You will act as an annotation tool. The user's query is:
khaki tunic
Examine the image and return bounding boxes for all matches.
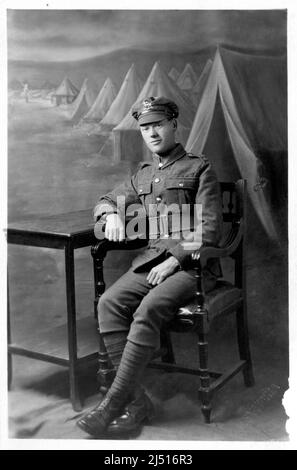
[94,143,223,276]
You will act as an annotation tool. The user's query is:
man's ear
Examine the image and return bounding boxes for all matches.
[172,119,177,130]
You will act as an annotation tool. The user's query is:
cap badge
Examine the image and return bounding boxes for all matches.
[143,99,154,110]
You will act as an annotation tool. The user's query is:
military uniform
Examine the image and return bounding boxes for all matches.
[77,96,223,438]
[94,142,223,349]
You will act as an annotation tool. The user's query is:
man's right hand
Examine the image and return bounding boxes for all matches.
[105,214,125,242]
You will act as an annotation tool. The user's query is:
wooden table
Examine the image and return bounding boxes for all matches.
[7,209,100,411]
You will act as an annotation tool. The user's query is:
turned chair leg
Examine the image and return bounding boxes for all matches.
[197,323,212,424]
[192,255,212,423]
[236,304,255,387]
[97,324,116,393]
[198,309,212,424]
[91,243,115,393]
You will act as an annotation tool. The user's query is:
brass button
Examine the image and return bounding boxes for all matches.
[139,188,143,192]
[156,197,162,202]
[154,178,160,183]
[178,182,184,187]
[158,162,163,168]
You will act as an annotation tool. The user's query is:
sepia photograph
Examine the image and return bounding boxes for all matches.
[2,1,295,449]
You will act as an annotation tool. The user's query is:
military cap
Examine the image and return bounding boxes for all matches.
[132,96,179,125]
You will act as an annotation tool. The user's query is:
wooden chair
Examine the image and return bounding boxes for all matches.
[90,180,255,423]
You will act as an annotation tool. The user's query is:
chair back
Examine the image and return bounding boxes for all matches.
[219,180,246,289]
[220,180,246,224]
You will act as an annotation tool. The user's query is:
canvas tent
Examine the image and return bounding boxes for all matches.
[186,48,287,240]
[99,64,142,132]
[112,61,196,163]
[192,59,213,105]
[52,77,78,106]
[168,67,180,82]
[65,78,96,123]
[80,78,117,124]
[177,63,198,91]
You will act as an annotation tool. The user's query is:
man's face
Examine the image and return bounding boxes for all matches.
[139,118,177,155]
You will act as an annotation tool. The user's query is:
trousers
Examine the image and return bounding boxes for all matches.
[98,267,217,350]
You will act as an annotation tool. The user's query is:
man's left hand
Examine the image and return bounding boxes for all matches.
[146,256,180,286]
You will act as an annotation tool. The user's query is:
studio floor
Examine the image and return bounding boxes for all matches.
[7,333,288,443]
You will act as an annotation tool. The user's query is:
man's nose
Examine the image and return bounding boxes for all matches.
[149,126,158,137]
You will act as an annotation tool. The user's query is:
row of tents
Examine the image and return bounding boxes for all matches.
[51,61,207,110]
[52,60,211,145]
[22,47,287,241]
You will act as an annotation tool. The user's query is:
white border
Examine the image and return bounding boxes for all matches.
[1,0,296,450]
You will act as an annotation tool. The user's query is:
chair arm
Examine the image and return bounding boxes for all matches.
[92,217,148,253]
[191,222,243,267]
[91,217,148,259]
[90,231,148,316]
[91,237,148,258]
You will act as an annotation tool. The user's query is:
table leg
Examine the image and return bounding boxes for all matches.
[65,243,82,412]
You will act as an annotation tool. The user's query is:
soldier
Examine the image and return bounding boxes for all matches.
[77,96,222,438]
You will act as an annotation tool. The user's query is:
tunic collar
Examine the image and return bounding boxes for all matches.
[152,143,187,170]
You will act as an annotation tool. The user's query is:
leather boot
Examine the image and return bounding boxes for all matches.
[76,394,130,437]
[106,390,155,438]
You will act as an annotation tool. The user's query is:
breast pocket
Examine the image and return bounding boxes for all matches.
[164,177,197,205]
[137,182,153,208]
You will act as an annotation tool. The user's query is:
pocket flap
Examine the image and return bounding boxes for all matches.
[137,182,152,195]
[165,177,197,190]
